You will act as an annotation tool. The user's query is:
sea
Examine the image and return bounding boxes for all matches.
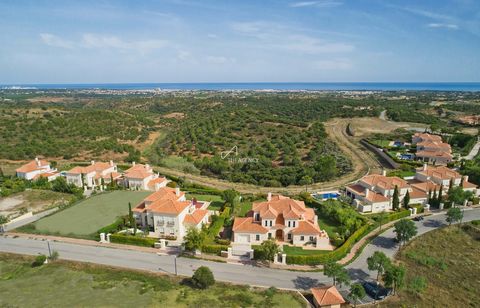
[1,82,480,91]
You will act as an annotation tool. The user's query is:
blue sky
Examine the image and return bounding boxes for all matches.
[0,0,479,83]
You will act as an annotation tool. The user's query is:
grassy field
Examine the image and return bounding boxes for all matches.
[0,253,306,308]
[161,155,200,174]
[30,191,151,237]
[378,224,480,307]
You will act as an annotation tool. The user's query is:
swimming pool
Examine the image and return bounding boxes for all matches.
[313,192,340,200]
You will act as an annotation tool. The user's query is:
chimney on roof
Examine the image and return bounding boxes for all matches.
[109,160,114,167]
[267,192,272,201]
[35,157,41,167]
[423,163,428,171]
[365,188,369,198]
[91,160,95,165]
[464,175,469,183]
[175,187,180,197]
[382,169,386,176]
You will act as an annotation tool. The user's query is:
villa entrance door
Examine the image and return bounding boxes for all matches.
[275,229,283,240]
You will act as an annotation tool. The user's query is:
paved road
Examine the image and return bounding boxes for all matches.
[2,207,58,232]
[463,138,480,160]
[1,208,479,292]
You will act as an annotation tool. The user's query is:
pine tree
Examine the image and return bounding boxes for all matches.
[427,189,432,203]
[438,184,444,204]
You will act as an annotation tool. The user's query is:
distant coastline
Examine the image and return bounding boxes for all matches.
[2,82,480,91]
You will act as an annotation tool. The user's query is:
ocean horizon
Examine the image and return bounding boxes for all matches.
[2,82,480,91]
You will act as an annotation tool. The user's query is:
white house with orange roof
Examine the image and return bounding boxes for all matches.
[232,194,330,250]
[66,160,120,189]
[132,187,210,241]
[15,157,59,181]
[345,171,415,213]
[412,133,453,165]
[414,164,478,195]
[123,162,169,191]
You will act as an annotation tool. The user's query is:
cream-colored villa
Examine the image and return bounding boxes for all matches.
[346,164,478,213]
[123,162,169,191]
[15,157,59,181]
[232,194,330,250]
[132,187,210,241]
[65,160,121,189]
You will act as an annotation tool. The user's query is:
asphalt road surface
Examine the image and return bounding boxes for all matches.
[1,208,479,301]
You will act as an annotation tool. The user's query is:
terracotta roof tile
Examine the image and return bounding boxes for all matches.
[311,286,345,306]
[291,221,322,235]
[233,217,268,233]
[184,209,209,225]
[16,159,49,173]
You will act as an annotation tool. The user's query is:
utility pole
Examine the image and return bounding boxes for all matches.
[174,256,177,276]
[47,240,52,258]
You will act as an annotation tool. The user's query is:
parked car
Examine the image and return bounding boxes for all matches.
[362,282,390,300]
[413,216,424,221]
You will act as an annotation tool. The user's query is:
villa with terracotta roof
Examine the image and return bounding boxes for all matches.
[232,193,330,250]
[412,133,453,165]
[123,162,169,191]
[15,157,59,181]
[346,171,414,213]
[346,164,478,213]
[414,164,478,195]
[132,187,210,241]
[66,160,120,189]
[310,285,345,308]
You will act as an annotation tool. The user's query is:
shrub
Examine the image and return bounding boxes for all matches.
[32,254,47,267]
[191,266,215,289]
[201,244,228,255]
[409,276,427,294]
[109,234,156,247]
[49,250,60,261]
[215,238,231,245]
[96,216,126,237]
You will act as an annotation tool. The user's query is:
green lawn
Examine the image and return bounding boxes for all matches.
[370,139,391,148]
[282,245,330,256]
[317,215,340,238]
[31,191,151,237]
[0,254,306,308]
[234,202,252,217]
[187,194,225,211]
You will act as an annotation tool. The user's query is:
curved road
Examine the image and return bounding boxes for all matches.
[0,208,479,291]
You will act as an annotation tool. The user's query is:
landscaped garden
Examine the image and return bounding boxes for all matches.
[17,191,150,238]
[0,253,306,307]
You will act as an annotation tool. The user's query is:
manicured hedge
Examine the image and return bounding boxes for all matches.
[286,223,373,265]
[386,209,411,222]
[109,234,157,247]
[201,244,228,255]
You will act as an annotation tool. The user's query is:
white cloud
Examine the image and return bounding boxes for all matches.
[206,56,235,64]
[427,23,459,30]
[289,1,342,8]
[231,21,354,54]
[40,33,169,54]
[40,33,74,49]
[207,33,218,39]
[177,50,192,61]
[313,58,352,70]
